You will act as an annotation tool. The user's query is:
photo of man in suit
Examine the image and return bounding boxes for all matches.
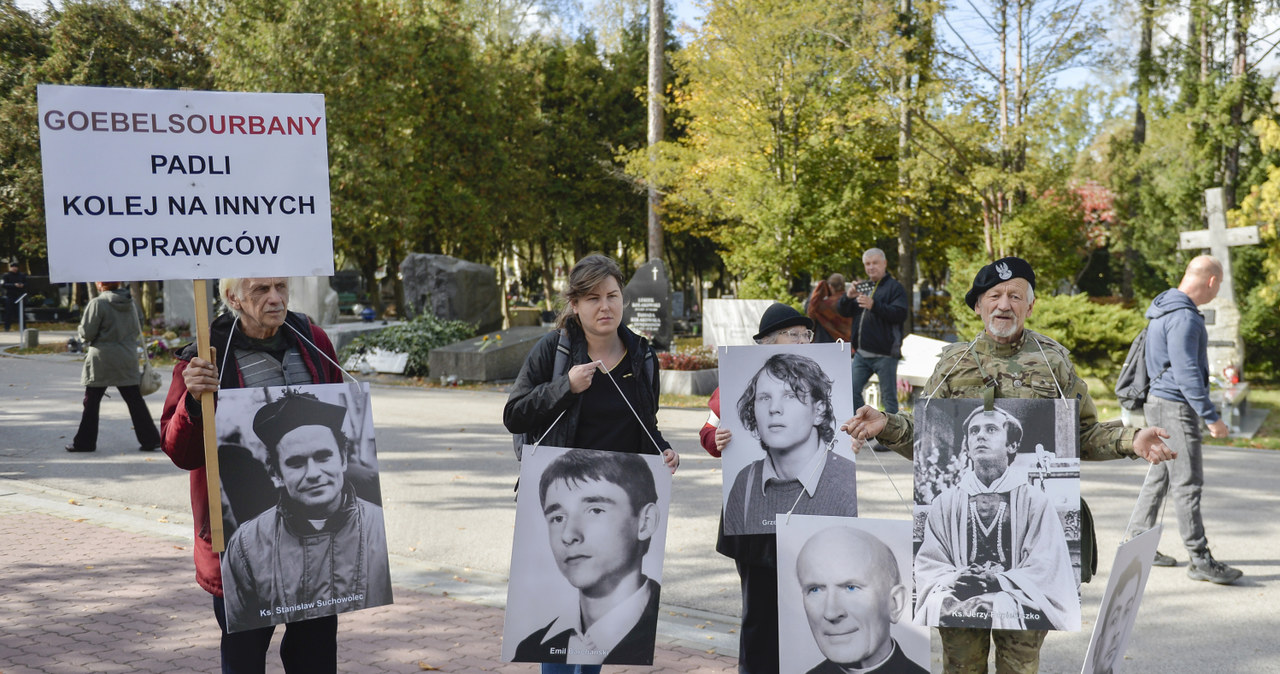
[513,449,663,665]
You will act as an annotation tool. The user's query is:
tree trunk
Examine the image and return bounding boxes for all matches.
[897,0,916,335]
[646,0,665,263]
[1223,0,1249,210]
[1123,0,1154,299]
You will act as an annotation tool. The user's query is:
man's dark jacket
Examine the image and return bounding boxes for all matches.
[513,577,661,665]
[837,274,909,357]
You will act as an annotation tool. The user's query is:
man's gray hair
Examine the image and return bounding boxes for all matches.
[862,248,886,262]
[218,278,290,318]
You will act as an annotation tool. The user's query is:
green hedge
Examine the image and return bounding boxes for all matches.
[339,314,475,377]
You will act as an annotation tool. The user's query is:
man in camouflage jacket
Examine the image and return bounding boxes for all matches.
[844,257,1174,674]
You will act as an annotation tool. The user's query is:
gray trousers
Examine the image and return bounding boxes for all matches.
[1125,395,1210,557]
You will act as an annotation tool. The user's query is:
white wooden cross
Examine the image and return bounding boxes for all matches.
[1178,187,1260,303]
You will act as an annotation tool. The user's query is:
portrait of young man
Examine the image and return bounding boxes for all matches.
[504,447,671,666]
[1082,526,1161,674]
[720,344,857,536]
[913,399,1081,632]
[776,515,929,674]
[217,384,392,632]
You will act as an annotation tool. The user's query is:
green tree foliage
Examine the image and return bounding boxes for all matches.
[0,0,210,263]
[1230,117,1280,378]
[637,0,901,299]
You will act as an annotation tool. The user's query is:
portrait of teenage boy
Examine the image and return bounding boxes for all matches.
[724,351,858,535]
[513,449,664,666]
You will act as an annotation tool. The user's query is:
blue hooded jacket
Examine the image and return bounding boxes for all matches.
[1144,288,1219,423]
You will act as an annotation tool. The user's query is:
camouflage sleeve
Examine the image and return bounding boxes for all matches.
[879,411,914,459]
[876,353,961,460]
[1069,363,1140,461]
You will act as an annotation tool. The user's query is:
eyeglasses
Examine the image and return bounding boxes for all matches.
[776,328,814,343]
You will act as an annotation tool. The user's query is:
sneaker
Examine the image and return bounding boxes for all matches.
[1152,550,1177,567]
[1187,555,1243,585]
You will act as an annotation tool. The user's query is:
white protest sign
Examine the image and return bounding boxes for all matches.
[38,85,334,282]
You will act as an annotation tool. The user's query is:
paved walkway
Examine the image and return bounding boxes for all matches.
[6,327,1280,673]
[0,480,736,673]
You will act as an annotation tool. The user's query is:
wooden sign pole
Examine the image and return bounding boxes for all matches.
[192,278,226,553]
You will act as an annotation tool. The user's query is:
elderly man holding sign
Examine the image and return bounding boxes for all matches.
[161,277,345,672]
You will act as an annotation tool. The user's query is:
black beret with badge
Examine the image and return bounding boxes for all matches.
[965,256,1036,310]
[253,391,347,449]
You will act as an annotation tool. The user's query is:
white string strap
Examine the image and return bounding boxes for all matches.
[284,320,359,385]
[860,437,914,517]
[524,409,568,458]
[919,337,980,418]
[1030,334,1067,400]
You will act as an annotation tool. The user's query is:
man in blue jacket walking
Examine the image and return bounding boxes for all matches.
[1125,255,1242,584]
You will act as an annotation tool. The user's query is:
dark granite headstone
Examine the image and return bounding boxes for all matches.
[400,253,503,334]
[622,259,673,351]
[427,326,551,382]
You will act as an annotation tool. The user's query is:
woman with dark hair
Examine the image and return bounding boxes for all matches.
[66,281,160,453]
[504,253,679,674]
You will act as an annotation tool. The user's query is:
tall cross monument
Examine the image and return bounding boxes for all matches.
[1178,187,1260,376]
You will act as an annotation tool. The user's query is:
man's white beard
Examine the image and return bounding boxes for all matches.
[985,315,1020,339]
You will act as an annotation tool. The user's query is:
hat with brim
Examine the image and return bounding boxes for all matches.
[753,302,813,342]
[253,391,347,449]
[964,257,1036,310]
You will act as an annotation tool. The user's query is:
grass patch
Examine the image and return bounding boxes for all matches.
[25,321,80,331]
[11,343,71,356]
[661,392,712,410]
[1085,377,1280,450]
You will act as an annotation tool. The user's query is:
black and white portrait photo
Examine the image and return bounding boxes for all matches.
[215,382,392,633]
[719,343,857,536]
[912,398,1081,631]
[776,515,930,674]
[1081,526,1162,674]
[503,446,672,666]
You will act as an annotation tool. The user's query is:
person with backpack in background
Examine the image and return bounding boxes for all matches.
[503,254,679,674]
[1123,255,1242,584]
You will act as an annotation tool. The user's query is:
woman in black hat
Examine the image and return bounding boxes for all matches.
[698,301,815,674]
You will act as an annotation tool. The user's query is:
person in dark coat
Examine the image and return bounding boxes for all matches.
[837,248,909,414]
[66,282,160,453]
[504,254,678,674]
[3,260,27,331]
[160,277,346,674]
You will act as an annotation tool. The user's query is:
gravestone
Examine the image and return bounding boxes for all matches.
[400,253,503,334]
[287,276,339,326]
[427,325,551,382]
[622,259,673,350]
[163,279,217,332]
[1178,187,1260,376]
[701,298,775,347]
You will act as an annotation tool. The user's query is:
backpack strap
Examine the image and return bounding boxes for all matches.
[552,328,571,377]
